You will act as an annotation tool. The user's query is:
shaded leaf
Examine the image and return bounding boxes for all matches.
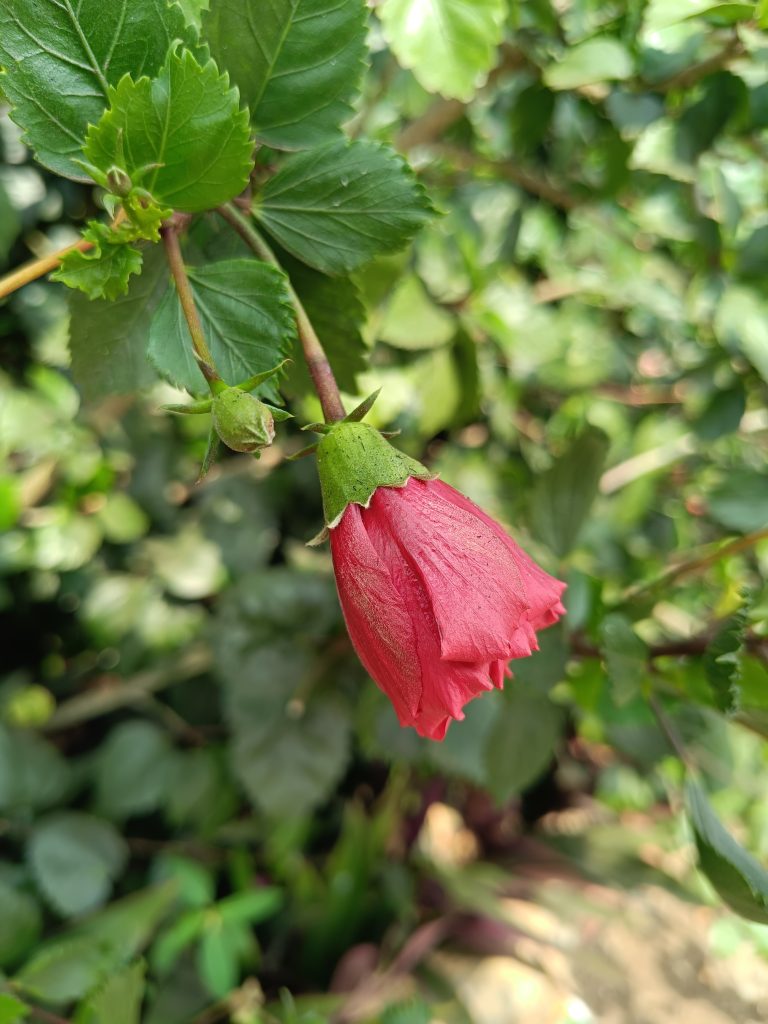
[0,0,189,179]
[0,724,72,814]
[600,614,648,706]
[255,140,434,274]
[381,0,506,102]
[485,690,563,803]
[148,259,296,397]
[203,0,367,149]
[530,427,610,557]
[69,244,168,401]
[28,813,128,918]
[704,607,747,714]
[686,780,768,924]
[0,879,41,970]
[94,720,176,821]
[707,471,768,533]
[83,49,252,213]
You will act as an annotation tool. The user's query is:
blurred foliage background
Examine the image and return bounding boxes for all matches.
[2,1,768,1022]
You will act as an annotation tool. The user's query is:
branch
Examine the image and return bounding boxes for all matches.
[43,645,212,732]
[161,217,215,372]
[0,208,127,301]
[217,203,346,422]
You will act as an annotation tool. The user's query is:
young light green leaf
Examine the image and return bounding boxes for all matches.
[202,0,367,149]
[69,244,168,401]
[28,813,129,918]
[704,606,747,714]
[83,49,253,213]
[380,0,507,102]
[686,780,768,924]
[530,427,610,557]
[197,922,239,999]
[544,38,634,90]
[52,224,143,301]
[0,0,189,180]
[0,994,29,1024]
[82,960,146,1024]
[149,259,296,398]
[255,141,434,274]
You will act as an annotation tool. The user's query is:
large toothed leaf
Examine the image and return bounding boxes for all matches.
[380,0,507,102]
[202,0,367,150]
[255,140,434,274]
[148,259,297,397]
[83,49,253,213]
[0,0,189,180]
[68,245,168,401]
[686,780,768,924]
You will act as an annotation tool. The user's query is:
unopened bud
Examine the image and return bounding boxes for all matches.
[106,166,133,197]
[211,389,276,454]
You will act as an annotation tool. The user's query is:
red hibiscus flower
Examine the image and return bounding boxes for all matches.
[329,476,566,740]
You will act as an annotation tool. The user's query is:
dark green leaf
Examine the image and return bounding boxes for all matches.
[704,607,747,714]
[0,181,20,264]
[707,470,768,533]
[429,693,500,785]
[69,244,168,401]
[28,813,128,918]
[202,0,367,149]
[94,721,175,821]
[530,427,610,557]
[255,140,434,274]
[485,689,563,803]
[600,614,649,706]
[82,960,146,1024]
[0,0,189,179]
[0,879,41,969]
[0,725,72,814]
[148,258,296,397]
[686,780,768,924]
[52,226,143,301]
[380,0,506,102]
[83,49,253,213]
[216,888,283,925]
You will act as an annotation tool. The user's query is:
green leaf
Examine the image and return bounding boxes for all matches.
[429,692,500,785]
[255,140,434,274]
[0,0,189,179]
[0,724,72,814]
[52,224,143,301]
[686,780,768,924]
[82,960,146,1024]
[485,689,563,803]
[381,1002,431,1024]
[544,38,634,91]
[197,922,239,999]
[600,614,649,706]
[0,879,41,970]
[0,994,29,1024]
[707,471,768,533]
[15,883,176,1006]
[148,258,296,397]
[93,721,175,821]
[28,813,128,918]
[0,181,21,264]
[380,0,507,102]
[69,244,168,401]
[202,0,367,150]
[530,427,610,557]
[216,888,283,925]
[83,49,253,213]
[704,607,747,714]
[281,254,368,394]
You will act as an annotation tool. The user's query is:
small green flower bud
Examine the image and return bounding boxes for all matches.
[211,388,276,454]
[105,166,133,197]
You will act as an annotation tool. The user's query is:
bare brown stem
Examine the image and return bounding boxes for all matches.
[217,203,346,421]
[161,222,215,371]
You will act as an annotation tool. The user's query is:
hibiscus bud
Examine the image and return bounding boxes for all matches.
[318,426,566,740]
[211,388,275,454]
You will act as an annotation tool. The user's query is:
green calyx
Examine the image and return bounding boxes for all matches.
[316,421,433,528]
[211,389,276,454]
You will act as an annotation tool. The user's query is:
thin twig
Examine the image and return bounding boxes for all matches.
[217,203,346,422]
[0,209,127,301]
[161,221,215,370]
[43,645,212,732]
